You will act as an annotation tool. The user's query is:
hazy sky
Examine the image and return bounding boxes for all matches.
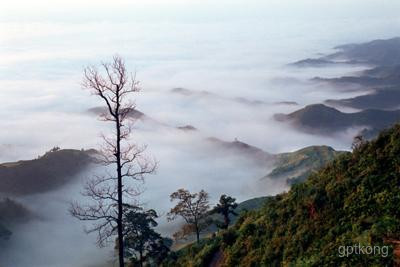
[1,1,400,266]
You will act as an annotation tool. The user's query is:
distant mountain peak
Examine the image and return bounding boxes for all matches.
[274,104,400,137]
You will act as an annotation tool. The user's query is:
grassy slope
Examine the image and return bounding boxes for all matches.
[171,196,271,250]
[172,146,343,249]
[326,87,400,110]
[163,124,400,266]
[266,145,346,185]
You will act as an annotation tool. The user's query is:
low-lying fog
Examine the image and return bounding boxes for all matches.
[1,0,400,266]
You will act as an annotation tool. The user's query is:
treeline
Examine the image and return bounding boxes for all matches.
[160,124,400,266]
[120,189,239,266]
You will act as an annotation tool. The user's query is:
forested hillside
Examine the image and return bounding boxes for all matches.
[162,124,400,266]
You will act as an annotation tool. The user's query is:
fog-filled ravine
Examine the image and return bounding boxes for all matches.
[1,0,400,266]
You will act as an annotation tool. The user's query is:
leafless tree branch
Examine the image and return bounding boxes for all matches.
[70,56,156,266]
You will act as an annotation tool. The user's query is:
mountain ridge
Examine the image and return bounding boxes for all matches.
[162,123,400,266]
[0,148,96,195]
[274,104,400,138]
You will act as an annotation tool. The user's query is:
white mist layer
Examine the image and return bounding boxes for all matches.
[0,0,400,266]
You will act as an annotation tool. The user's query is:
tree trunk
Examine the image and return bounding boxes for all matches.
[223,212,229,229]
[116,110,124,267]
[139,249,143,267]
[195,224,200,243]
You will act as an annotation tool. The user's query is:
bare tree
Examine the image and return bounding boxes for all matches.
[167,188,210,243]
[69,56,156,267]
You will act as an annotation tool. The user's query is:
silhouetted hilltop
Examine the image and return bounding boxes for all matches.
[293,37,400,114]
[0,148,96,195]
[318,64,400,110]
[364,64,400,78]
[274,104,347,131]
[274,104,400,136]
[291,58,360,67]
[291,58,337,67]
[310,58,400,110]
[274,101,298,106]
[293,37,400,67]
[205,137,274,164]
[330,37,400,66]
[206,137,342,186]
[87,106,145,120]
[233,97,267,106]
[295,38,400,110]
[171,88,213,97]
[176,125,197,131]
[170,88,272,106]
[326,87,400,110]
[312,75,386,87]
[313,64,400,90]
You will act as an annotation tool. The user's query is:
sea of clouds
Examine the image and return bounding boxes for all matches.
[1,0,400,266]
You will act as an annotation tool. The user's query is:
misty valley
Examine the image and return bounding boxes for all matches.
[1,1,400,266]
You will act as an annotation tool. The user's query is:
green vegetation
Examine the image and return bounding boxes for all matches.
[211,195,238,230]
[170,196,270,249]
[233,196,270,214]
[123,206,171,267]
[168,189,211,243]
[162,124,400,266]
[267,145,346,184]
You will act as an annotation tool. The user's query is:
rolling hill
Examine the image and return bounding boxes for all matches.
[205,137,274,165]
[292,37,400,68]
[329,37,400,66]
[326,87,400,110]
[87,106,146,120]
[206,137,343,186]
[264,145,346,185]
[274,104,400,137]
[0,148,96,195]
[162,124,400,266]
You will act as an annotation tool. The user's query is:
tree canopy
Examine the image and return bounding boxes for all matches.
[211,194,238,230]
[123,206,170,267]
[168,189,210,243]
